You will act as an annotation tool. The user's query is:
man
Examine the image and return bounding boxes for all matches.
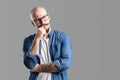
[22,6,72,80]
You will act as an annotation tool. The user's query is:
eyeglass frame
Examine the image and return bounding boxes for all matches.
[32,14,49,24]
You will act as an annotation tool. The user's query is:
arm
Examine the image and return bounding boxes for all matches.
[23,27,45,70]
[31,63,59,73]
[30,27,45,54]
[23,37,40,70]
[30,36,41,54]
[31,34,59,72]
[30,36,59,72]
[53,34,72,72]
[31,33,72,73]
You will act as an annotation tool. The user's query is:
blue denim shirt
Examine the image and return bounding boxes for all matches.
[22,29,72,80]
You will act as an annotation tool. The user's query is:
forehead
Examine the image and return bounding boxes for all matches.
[32,8,47,19]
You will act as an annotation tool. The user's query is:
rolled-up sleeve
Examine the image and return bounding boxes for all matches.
[23,38,40,70]
[54,34,72,72]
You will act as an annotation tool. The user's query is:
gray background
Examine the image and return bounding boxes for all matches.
[0,0,119,80]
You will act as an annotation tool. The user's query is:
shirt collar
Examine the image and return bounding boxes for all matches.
[49,28,54,37]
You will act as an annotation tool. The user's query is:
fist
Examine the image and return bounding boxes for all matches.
[35,27,46,40]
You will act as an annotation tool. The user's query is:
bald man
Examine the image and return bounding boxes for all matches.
[22,6,72,80]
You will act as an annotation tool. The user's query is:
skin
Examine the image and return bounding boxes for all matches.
[30,6,59,73]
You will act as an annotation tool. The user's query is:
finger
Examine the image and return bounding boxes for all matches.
[38,27,44,30]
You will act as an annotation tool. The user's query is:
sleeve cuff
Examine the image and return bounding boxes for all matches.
[54,60,61,71]
[24,52,41,69]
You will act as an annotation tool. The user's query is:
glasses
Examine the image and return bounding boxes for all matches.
[33,14,49,25]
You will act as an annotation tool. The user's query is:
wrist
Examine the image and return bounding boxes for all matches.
[35,35,42,41]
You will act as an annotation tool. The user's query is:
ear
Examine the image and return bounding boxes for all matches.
[31,21,36,27]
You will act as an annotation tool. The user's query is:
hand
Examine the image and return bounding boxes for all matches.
[35,27,46,40]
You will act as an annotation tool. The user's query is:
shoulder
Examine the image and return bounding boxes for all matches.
[53,29,70,40]
[23,34,35,43]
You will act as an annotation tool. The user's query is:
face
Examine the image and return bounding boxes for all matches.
[31,8,50,31]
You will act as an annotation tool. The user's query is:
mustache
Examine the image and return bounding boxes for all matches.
[38,23,50,28]
[42,23,50,26]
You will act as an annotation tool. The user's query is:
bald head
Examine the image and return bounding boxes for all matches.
[30,6,48,20]
[30,6,50,31]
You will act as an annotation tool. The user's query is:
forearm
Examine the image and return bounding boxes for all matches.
[31,62,59,73]
[30,37,41,54]
[40,62,59,72]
